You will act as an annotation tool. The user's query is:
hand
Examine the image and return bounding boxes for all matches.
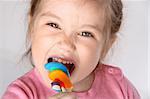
[49,92,78,99]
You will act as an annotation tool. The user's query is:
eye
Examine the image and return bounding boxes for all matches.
[46,22,61,29]
[79,31,94,38]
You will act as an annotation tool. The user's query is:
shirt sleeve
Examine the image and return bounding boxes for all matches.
[1,77,37,99]
[113,66,141,99]
[2,82,29,99]
[124,77,141,99]
[106,65,141,99]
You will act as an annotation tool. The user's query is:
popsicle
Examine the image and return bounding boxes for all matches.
[45,62,73,92]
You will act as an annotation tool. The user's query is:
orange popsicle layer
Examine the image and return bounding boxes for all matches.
[48,70,73,88]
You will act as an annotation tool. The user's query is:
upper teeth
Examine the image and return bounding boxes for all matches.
[52,57,73,64]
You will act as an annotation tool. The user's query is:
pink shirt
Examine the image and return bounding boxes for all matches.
[2,64,140,99]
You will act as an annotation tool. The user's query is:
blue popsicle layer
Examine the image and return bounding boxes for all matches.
[44,62,70,77]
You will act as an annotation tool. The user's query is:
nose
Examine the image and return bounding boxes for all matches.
[57,35,76,52]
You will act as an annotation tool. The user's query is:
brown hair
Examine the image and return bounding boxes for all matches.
[25,0,123,65]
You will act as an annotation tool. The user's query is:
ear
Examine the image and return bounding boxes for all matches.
[106,34,117,54]
[109,34,117,49]
[27,14,34,42]
[100,34,117,60]
[28,14,32,25]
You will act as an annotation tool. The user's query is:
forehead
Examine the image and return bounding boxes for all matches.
[37,0,105,27]
[41,0,103,7]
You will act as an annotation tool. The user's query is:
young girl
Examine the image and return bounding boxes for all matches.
[2,0,140,99]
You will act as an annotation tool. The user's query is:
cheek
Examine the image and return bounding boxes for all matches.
[72,44,101,82]
[80,46,100,69]
[32,43,45,67]
[77,42,101,65]
[31,36,49,67]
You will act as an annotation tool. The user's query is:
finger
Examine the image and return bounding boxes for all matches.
[50,92,77,99]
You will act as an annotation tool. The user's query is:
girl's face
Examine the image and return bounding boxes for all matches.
[31,0,105,88]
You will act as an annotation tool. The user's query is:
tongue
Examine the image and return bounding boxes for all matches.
[65,64,74,75]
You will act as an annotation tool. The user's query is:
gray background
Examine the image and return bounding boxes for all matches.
[0,0,149,98]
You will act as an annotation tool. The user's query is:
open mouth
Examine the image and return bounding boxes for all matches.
[47,57,75,75]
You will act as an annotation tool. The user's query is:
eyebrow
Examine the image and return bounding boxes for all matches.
[82,24,102,33]
[40,11,61,21]
[39,11,102,33]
